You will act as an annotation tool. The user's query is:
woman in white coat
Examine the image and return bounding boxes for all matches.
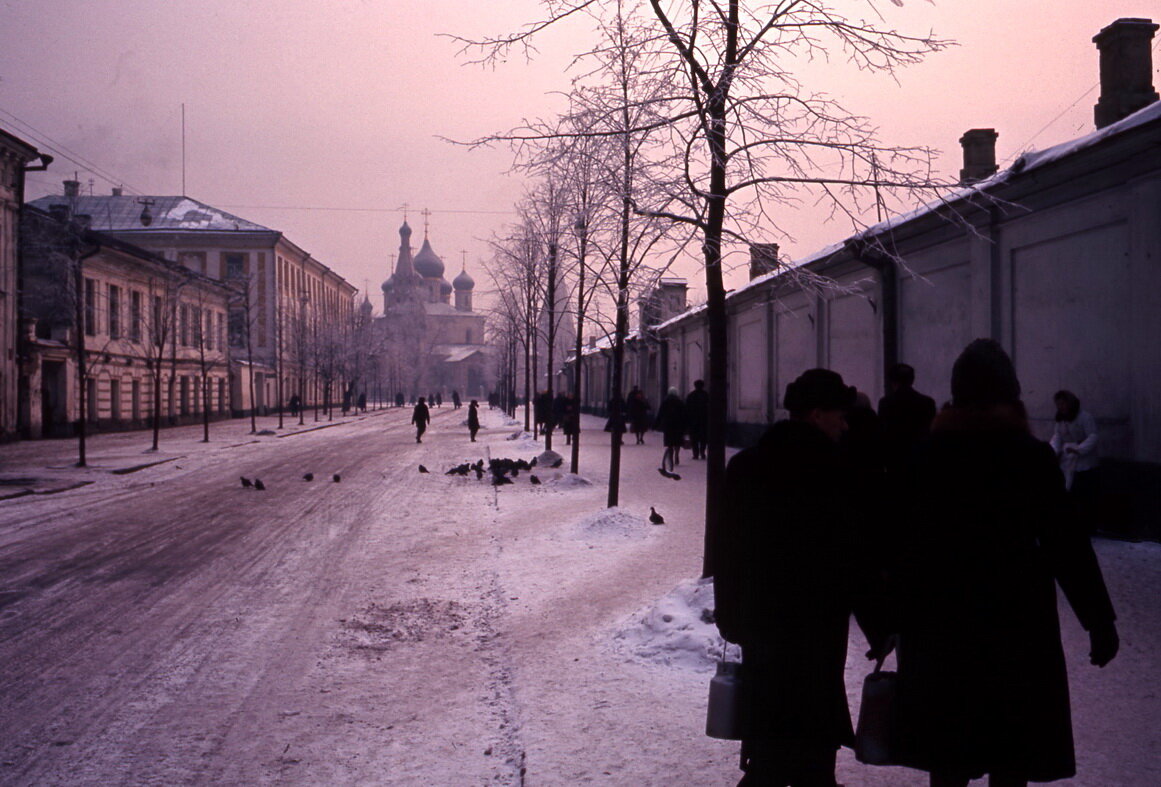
[1049,390,1099,529]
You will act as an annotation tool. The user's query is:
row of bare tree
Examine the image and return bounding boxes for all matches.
[463,0,953,574]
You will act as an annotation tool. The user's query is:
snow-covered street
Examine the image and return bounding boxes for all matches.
[0,408,1157,785]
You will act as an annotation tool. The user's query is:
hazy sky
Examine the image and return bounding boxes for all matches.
[2,1,1155,305]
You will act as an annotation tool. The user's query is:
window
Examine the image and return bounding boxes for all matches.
[225,253,245,279]
[192,307,203,347]
[87,378,99,423]
[84,278,97,336]
[180,305,190,346]
[108,285,121,339]
[110,379,121,421]
[217,312,225,351]
[205,310,214,350]
[228,309,246,347]
[130,291,142,342]
[152,295,163,344]
[466,329,472,344]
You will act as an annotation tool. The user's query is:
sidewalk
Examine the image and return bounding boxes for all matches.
[0,409,390,499]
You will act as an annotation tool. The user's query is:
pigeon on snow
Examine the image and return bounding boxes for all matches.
[418,465,430,474]
[303,473,314,482]
[649,506,665,525]
[254,478,266,491]
[240,476,253,488]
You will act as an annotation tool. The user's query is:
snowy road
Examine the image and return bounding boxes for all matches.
[0,408,1157,785]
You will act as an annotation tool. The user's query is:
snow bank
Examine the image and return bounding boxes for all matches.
[611,577,739,672]
[545,473,591,489]
[535,449,563,468]
[571,506,652,540]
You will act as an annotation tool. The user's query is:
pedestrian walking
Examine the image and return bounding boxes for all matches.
[714,368,887,787]
[877,362,937,478]
[467,399,480,442]
[561,393,578,446]
[452,390,462,409]
[627,387,651,444]
[534,390,552,437]
[1049,390,1100,530]
[411,397,431,443]
[890,339,1118,787]
[685,379,709,459]
[357,392,366,412]
[654,387,686,473]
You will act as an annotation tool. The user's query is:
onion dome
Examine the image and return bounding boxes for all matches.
[381,275,394,292]
[453,267,475,290]
[413,237,445,278]
[399,219,412,240]
[440,277,453,297]
[360,294,373,316]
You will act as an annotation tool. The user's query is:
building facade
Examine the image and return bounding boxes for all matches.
[378,219,489,399]
[28,188,357,416]
[19,204,233,437]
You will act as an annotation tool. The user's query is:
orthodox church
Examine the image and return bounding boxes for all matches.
[377,217,489,399]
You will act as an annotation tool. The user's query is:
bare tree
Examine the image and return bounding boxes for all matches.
[458,0,950,570]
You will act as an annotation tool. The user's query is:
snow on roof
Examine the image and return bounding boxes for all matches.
[28,194,275,233]
[651,100,1161,332]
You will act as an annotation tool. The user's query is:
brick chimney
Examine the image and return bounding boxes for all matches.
[1093,18,1159,129]
[749,243,779,280]
[959,129,999,185]
[63,179,81,197]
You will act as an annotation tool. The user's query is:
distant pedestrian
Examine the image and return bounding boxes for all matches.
[289,394,301,417]
[877,362,937,478]
[654,387,686,473]
[357,392,367,412]
[604,393,626,446]
[552,391,569,440]
[1050,389,1100,530]
[434,392,443,408]
[534,390,552,437]
[342,389,352,415]
[890,340,1118,787]
[452,390,462,410]
[685,379,709,459]
[561,394,578,446]
[467,399,480,442]
[626,387,651,444]
[411,397,431,443]
[396,392,405,408]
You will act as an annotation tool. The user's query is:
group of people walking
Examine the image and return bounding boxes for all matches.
[605,379,710,472]
[409,396,481,443]
[714,339,1118,787]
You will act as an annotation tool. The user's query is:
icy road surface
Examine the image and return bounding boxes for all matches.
[0,407,1157,785]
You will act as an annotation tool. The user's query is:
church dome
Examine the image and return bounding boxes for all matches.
[381,275,394,292]
[453,268,475,290]
[360,295,374,316]
[413,237,445,278]
[399,219,412,239]
[440,277,453,296]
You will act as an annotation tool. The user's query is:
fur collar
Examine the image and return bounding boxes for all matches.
[931,402,1029,435]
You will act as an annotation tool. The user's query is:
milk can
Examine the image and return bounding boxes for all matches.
[705,660,745,740]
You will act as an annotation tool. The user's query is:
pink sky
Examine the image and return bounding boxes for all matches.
[2,1,1155,306]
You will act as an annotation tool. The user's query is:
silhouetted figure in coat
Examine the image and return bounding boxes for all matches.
[715,369,886,787]
[1050,389,1100,532]
[685,379,709,459]
[534,390,552,437]
[467,400,480,442]
[604,393,626,445]
[878,362,937,478]
[395,391,405,408]
[452,390,462,409]
[654,388,686,473]
[411,397,431,443]
[891,340,1118,787]
[357,392,366,412]
[626,387,651,444]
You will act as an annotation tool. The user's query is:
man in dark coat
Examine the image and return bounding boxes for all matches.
[467,399,480,442]
[411,397,431,443]
[893,339,1118,786]
[654,387,687,473]
[877,362,937,478]
[716,368,886,787]
[685,379,709,459]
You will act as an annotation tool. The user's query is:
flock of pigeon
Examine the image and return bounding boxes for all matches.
[421,455,561,486]
[240,472,341,490]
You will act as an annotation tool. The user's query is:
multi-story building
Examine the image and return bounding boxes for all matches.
[20,204,233,436]
[28,187,357,415]
[0,128,50,439]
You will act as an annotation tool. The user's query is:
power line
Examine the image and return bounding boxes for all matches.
[217,204,518,216]
[0,105,145,195]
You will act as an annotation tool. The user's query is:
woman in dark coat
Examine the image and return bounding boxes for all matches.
[467,400,480,442]
[654,387,687,472]
[626,387,651,444]
[893,340,1118,787]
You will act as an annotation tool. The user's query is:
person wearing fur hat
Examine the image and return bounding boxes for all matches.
[890,339,1118,787]
[714,368,888,786]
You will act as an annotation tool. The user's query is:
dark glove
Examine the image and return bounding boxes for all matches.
[1089,621,1119,667]
[865,633,898,662]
